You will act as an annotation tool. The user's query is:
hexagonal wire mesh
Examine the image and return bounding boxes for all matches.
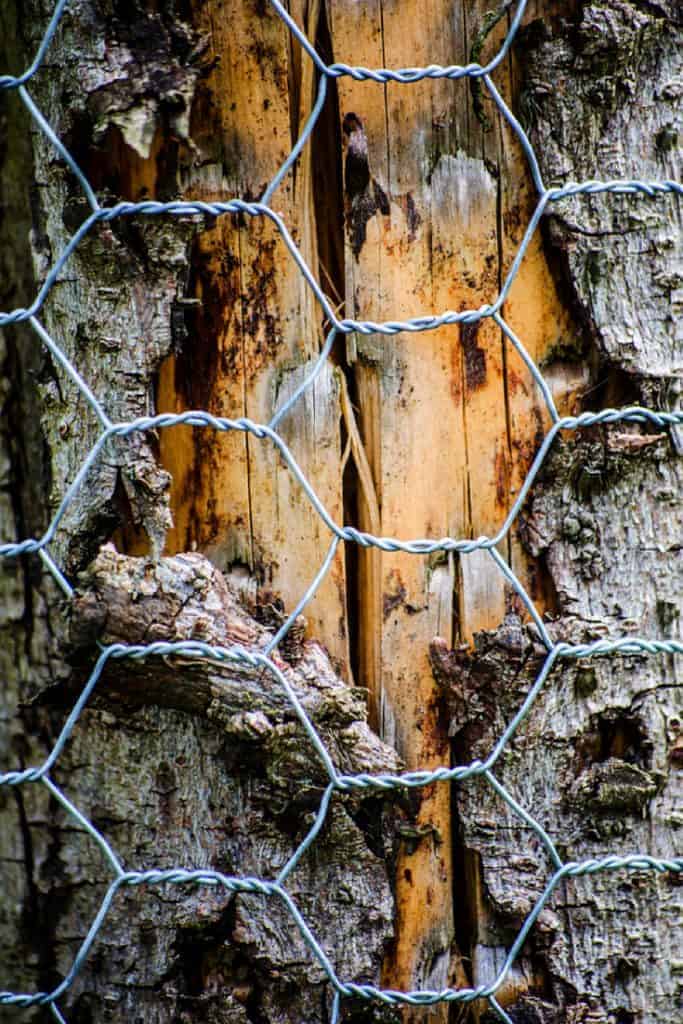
[0,1,681,1022]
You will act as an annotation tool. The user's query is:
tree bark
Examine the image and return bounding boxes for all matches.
[0,2,680,1023]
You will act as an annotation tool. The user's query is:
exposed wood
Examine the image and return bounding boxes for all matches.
[327,0,576,1010]
[498,0,584,613]
[155,0,348,669]
[328,5,459,1008]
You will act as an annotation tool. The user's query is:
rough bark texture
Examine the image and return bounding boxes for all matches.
[0,2,391,1021]
[60,546,398,1023]
[0,2,681,1024]
[436,5,683,1022]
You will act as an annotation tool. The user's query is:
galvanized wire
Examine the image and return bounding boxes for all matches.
[0,1,681,1022]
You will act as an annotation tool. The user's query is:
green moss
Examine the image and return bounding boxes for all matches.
[469,3,514,132]
[655,125,679,154]
[540,332,587,367]
[584,249,608,291]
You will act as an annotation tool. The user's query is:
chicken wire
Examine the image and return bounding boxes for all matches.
[0,1,682,1022]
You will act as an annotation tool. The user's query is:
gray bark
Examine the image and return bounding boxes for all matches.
[435,5,683,1022]
[0,3,398,1021]
[1,2,681,1024]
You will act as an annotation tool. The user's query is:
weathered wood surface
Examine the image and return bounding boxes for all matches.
[0,1,681,1023]
[154,0,349,669]
[327,0,577,1009]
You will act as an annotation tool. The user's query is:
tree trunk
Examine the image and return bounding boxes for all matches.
[0,2,680,1024]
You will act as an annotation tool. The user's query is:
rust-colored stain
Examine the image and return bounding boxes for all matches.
[460,320,487,391]
[503,201,523,236]
[172,232,241,410]
[241,235,283,377]
[507,366,528,396]
[403,192,422,242]
[511,407,546,479]
[494,442,509,509]
[383,569,407,621]
[184,438,222,549]
[450,335,463,404]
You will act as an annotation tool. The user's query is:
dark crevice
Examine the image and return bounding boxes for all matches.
[12,785,40,952]
[538,215,597,374]
[574,710,652,770]
[578,364,641,414]
[30,786,74,1002]
[0,78,72,1015]
[524,547,560,620]
[111,468,150,556]
[313,2,345,311]
[341,418,362,690]
[169,232,226,410]
[0,10,47,666]
[310,2,362,695]
[2,331,45,646]
[174,900,236,997]
[597,713,649,766]
[167,897,301,1024]
[348,795,398,866]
